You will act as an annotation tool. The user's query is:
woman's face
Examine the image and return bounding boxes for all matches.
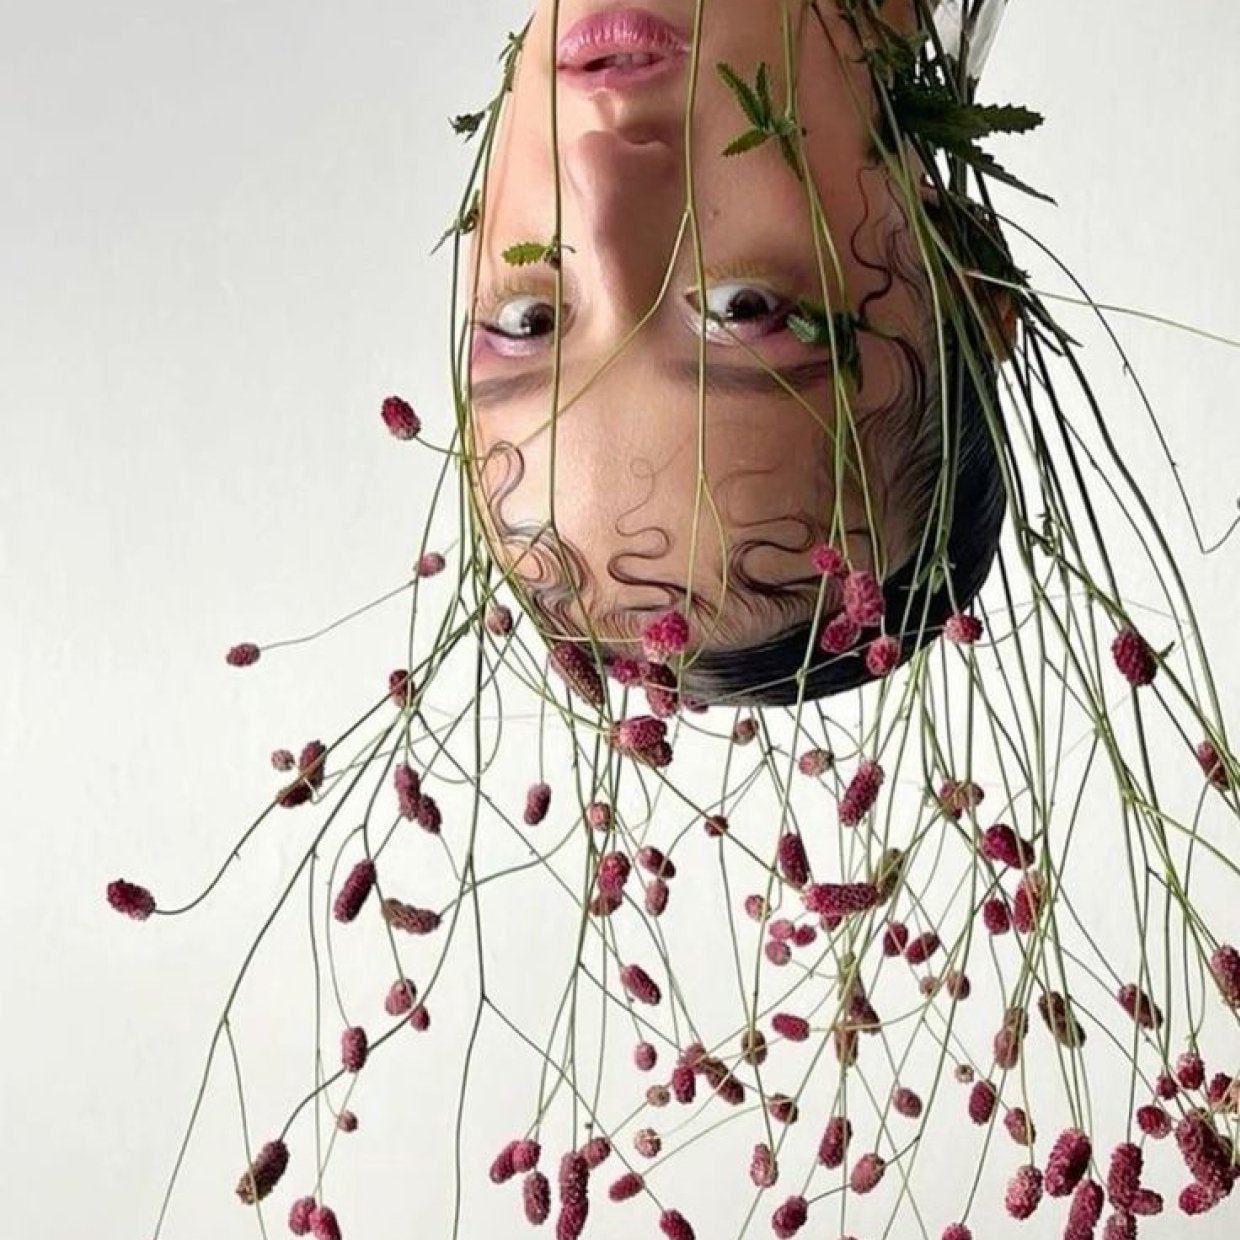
[467,0,930,653]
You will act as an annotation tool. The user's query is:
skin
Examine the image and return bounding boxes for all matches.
[466,0,937,654]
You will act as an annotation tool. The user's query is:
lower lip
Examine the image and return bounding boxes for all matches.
[556,7,688,88]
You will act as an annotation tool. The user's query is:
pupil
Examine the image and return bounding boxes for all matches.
[729,290,769,321]
[523,303,556,336]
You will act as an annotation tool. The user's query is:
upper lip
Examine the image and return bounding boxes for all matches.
[556,7,689,74]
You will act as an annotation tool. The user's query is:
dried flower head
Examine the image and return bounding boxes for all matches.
[381,898,440,935]
[797,748,833,777]
[270,747,295,771]
[288,1196,316,1236]
[225,642,261,667]
[336,1110,358,1133]
[380,394,421,439]
[658,1208,696,1240]
[1195,739,1231,789]
[818,1115,852,1168]
[864,633,901,676]
[483,603,513,636]
[849,1152,886,1194]
[107,878,156,921]
[838,758,884,826]
[585,800,612,830]
[415,551,445,578]
[235,1138,289,1204]
[749,1141,777,1187]
[308,1204,342,1240]
[523,1171,551,1225]
[340,1026,368,1073]
[771,1194,808,1237]
[1209,943,1240,1007]
[549,642,605,707]
[938,778,984,819]
[634,1128,662,1159]
[1117,982,1163,1029]
[523,781,552,826]
[1004,1164,1043,1220]
[619,963,661,1006]
[771,1012,810,1042]
[1111,627,1157,686]
[608,1172,644,1202]
[332,859,376,923]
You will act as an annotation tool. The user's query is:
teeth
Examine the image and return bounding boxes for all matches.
[585,52,660,70]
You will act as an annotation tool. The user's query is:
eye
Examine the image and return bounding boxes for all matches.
[481,295,561,341]
[688,282,790,343]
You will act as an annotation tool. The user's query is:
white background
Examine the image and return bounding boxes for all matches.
[3,1,1239,1237]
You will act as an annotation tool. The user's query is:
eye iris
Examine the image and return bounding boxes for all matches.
[495,298,557,338]
[727,288,772,321]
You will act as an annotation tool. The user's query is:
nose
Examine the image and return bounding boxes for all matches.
[562,130,683,331]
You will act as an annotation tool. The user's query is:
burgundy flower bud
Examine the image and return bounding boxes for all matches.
[1175,1110,1237,1197]
[1067,1178,1105,1232]
[1136,1105,1171,1139]
[905,930,941,965]
[548,642,606,707]
[340,1026,368,1073]
[1179,1180,1227,1215]
[558,1151,588,1202]
[865,634,901,677]
[1011,872,1045,934]
[608,1172,644,1201]
[700,1056,745,1105]
[609,715,672,768]
[641,663,680,721]
[585,801,612,830]
[658,1208,696,1240]
[288,1196,316,1235]
[483,603,513,636]
[980,823,1034,868]
[1194,739,1231,788]
[501,1138,538,1174]
[944,969,972,1001]
[750,1141,778,1187]
[849,1152,886,1194]
[332,859,376,923]
[640,610,690,663]
[235,1139,289,1204]
[336,1110,357,1133]
[703,812,729,837]
[1155,1072,1178,1100]
[646,1084,670,1108]
[731,717,757,745]
[809,542,847,576]
[982,896,1011,935]
[771,1194,808,1237]
[271,748,296,771]
[1003,1108,1034,1145]
[1045,1129,1093,1198]
[818,1115,852,1168]
[408,1003,430,1031]
[765,939,792,966]
[843,569,884,625]
[1101,1211,1136,1239]
[226,642,261,667]
[1131,1188,1163,1216]
[415,551,445,577]
[393,763,420,819]
[308,1205,341,1240]
[555,1200,588,1240]
[633,1041,657,1071]
[767,1093,798,1125]
[968,1080,997,1125]
[882,921,909,956]
[1205,1072,1235,1108]
[380,394,420,439]
[993,1006,1028,1070]
[1111,628,1157,686]
[819,610,861,654]
[634,1128,661,1158]
[838,758,884,826]
[523,781,551,826]
[792,923,817,946]
[892,1086,923,1119]
[944,612,984,644]
[1004,1165,1043,1220]
[107,878,156,921]
[1210,943,1240,1007]
[1038,991,1085,1047]
[671,1063,696,1105]
[1107,1142,1143,1210]
[797,748,833,777]
[777,834,809,888]
[741,1028,768,1067]
[941,1225,972,1240]
[771,1013,810,1042]
[1117,983,1163,1030]
[804,881,879,918]
[388,669,415,709]
[620,963,661,1006]
[1176,1051,1206,1090]
[381,898,440,935]
[744,894,769,921]
[635,845,676,879]
[523,1171,551,1225]
[412,793,441,834]
[576,1136,609,1169]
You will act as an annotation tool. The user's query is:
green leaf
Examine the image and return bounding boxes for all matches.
[721,128,770,158]
[715,61,767,128]
[450,111,486,139]
[502,241,547,267]
[430,193,480,256]
[754,62,773,118]
[787,302,860,376]
[958,142,1056,204]
[892,80,1043,148]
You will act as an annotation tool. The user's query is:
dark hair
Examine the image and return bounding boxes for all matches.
[681,335,1006,705]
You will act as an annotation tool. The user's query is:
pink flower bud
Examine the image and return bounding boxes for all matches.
[904,930,941,965]
[809,543,847,576]
[767,1093,798,1125]
[1154,1072,1178,1099]
[387,668,415,709]
[608,1171,644,1201]
[771,1013,810,1042]
[703,813,729,837]
[484,604,513,636]
[606,655,644,685]
[982,896,1011,935]
[1004,1165,1043,1220]
[633,1041,657,1071]
[596,852,630,898]
[226,642,261,667]
[393,763,421,818]
[749,1141,777,1187]
[488,1140,517,1183]
[340,1026,368,1073]
[549,643,606,708]
[308,1205,342,1240]
[1001,1107,1034,1145]
[636,846,676,879]
[1045,1128,1092,1198]
[1210,943,1240,1007]
[839,758,884,826]
[1194,739,1231,789]
[777,834,809,888]
[585,801,612,830]
[619,963,661,1006]
[332,860,376,923]
[968,1080,997,1126]
[415,551,445,577]
[803,881,879,918]
[892,1086,923,1119]
[818,610,861,654]
[1176,1051,1206,1090]
[1101,1210,1136,1239]
[944,612,984,644]
[289,1196,316,1235]
[270,748,296,771]
[1136,1105,1171,1139]
[1175,1110,1237,1197]
[765,939,791,966]
[771,1194,808,1237]
[1067,1178,1105,1231]
[609,715,672,768]
[512,1139,541,1173]
[336,1110,357,1133]
[523,1171,551,1225]
[797,748,833,777]
[107,878,156,921]
[882,921,909,956]
[1111,628,1157,686]
[849,1152,886,1194]
[235,1139,289,1204]
[980,823,1034,868]
[412,793,441,833]
[523,781,552,826]
[640,610,690,663]
[1179,1180,1227,1215]
[555,1199,588,1240]
[381,898,440,935]
[744,894,768,921]
[658,1208,696,1240]
[818,1115,851,1168]
[1117,983,1163,1030]
[731,717,757,745]
[381,394,421,439]
[1012,871,1046,933]
[408,1003,430,1031]
[672,1063,696,1105]
[843,569,884,625]
[634,1128,661,1158]
[941,1226,972,1240]
[864,634,901,677]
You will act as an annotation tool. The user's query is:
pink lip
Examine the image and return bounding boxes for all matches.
[557,6,688,89]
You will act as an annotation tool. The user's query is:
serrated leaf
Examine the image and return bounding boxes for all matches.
[722,128,770,158]
[502,241,547,267]
[450,111,486,139]
[959,142,1056,204]
[715,61,767,128]
[754,62,773,117]
[787,303,860,375]
[893,80,1043,148]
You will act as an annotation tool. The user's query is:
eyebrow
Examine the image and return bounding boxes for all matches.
[468,356,835,410]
